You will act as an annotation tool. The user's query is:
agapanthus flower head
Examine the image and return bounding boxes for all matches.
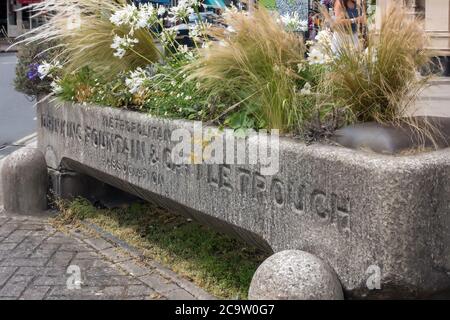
[111,34,139,59]
[160,27,177,46]
[50,79,63,94]
[177,44,189,54]
[110,3,160,33]
[169,0,195,22]
[125,67,150,94]
[37,60,62,80]
[110,4,139,28]
[315,29,333,49]
[137,3,158,29]
[157,5,166,16]
[279,12,308,32]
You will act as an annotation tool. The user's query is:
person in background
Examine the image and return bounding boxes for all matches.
[331,0,366,53]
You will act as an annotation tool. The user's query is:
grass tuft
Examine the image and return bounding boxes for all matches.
[188,7,308,133]
[19,0,160,78]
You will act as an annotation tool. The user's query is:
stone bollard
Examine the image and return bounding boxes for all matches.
[1,148,48,214]
[248,250,344,300]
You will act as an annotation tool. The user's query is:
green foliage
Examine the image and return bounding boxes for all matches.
[21,0,160,80]
[57,67,133,107]
[142,56,208,120]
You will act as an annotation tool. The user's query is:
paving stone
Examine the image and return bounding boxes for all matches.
[70,258,113,271]
[0,274,34,297]
[87,266,126,277]
[43,234,74,244]
[98,286,126,297]
[0,267,17,287]
[83,237,113,251]
[117,260,152,277]
[47,286,103,297]
[73,251,98,260]
[0,243,18,251]
[29,248,59,259]
[0,223,20,237]
[19,286,50,300]
[83,275,142,287]
[17,224,46,231]
[16,267,63,277]
[45,251,76,267]
[9,240,43,258]
[3,230,32,242]
[166,288,196,300]
[100,247,131,263]
[0,258,48,267]
[0,251,11,261]
[126,284,155,297]
[139,273,180,294]
[58,243,93,252]
[33,276,68,286]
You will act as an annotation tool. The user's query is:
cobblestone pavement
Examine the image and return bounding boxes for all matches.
[0,211,214,300]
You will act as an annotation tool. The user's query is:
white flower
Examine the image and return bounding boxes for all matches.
[189,23,201,41]
[110,4,159,33]
[137,3,158,29]
[37,62,52,80]
[37,61,61,80]
[110,4,138,27]
[364,47,378,64]
[169,0,195,22]
[315,29,332,48]
[157,5,166,16]
[184,95,192,100]
[279,12,308,32]
[307,47,326,65]
[160,28,177,46]
[50,79,63,94]
[111,34,139,59]
[300,82,312,95]
[178,44,189,54]
[125,67,149,94]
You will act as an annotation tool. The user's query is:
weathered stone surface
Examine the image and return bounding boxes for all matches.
[1,148,48,214]
[248,250,344,300]
[37,99,450,298]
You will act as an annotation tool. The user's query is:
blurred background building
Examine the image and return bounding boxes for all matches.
[1,0,44,38]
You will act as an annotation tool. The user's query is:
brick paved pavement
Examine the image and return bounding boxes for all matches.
[0,210,214,300]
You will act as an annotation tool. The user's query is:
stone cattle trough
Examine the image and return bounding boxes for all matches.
[37,99,450,299]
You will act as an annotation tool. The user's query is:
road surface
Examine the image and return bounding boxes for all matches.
[0,52,36,159]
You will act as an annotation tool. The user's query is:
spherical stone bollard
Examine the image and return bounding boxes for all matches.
[248,250,344,300]
[1,148,48,214]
